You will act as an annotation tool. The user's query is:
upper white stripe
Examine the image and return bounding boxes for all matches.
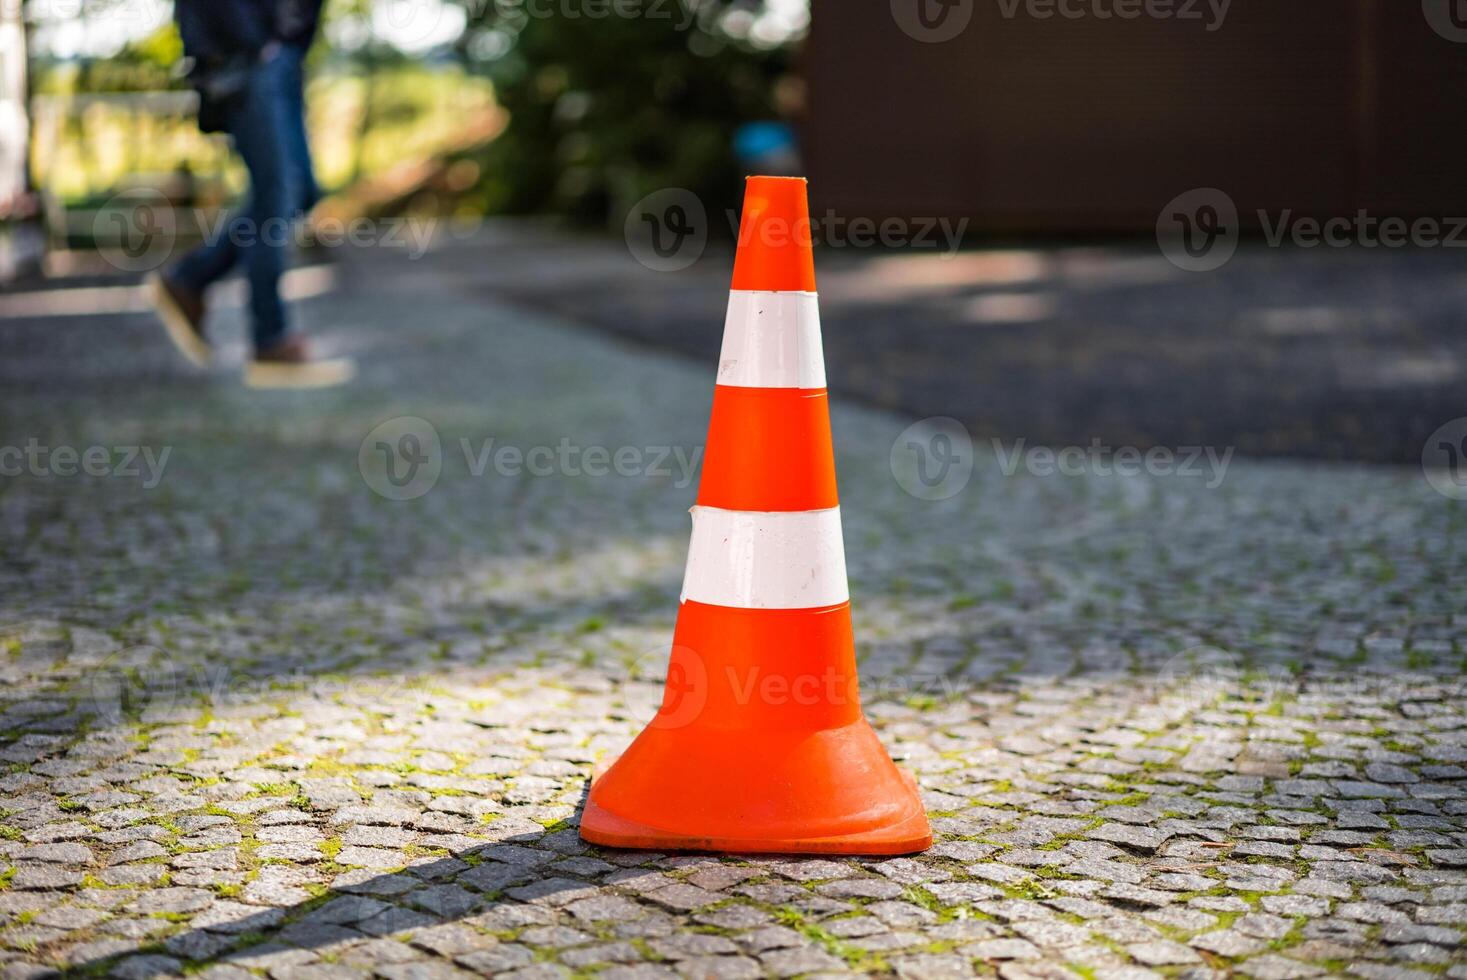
[716,291,826,389]
[680,506,849,609]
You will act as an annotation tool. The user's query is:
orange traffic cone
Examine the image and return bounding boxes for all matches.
[580,176,931,855]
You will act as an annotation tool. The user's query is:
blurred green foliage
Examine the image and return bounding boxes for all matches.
[452,0,796,227]
[71,28,181,93]
[26,0,799,227]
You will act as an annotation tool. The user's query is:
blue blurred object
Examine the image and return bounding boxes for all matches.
[734,122,800,175]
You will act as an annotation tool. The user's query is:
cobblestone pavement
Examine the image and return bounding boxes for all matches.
[0,243,1464,979]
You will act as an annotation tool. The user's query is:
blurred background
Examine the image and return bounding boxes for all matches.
[0,0,802,261]
[3,0,1466,464]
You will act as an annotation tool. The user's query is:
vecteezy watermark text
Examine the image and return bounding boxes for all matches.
[726,208,969,255]
[94,189,438,272]
[491,0,702,29]
[623,642,1011,731]
[623,187,970,272]
[0,439,171,488]
[460,437,702,486]
[195,212,437,260]
[1158,187,1467,272]
[994,0,1230,30]
[1258,211,1467,250]
[1155,643,1467,711]
[889,0,1228,43]
[359,416,702,500]
[993,437,1233,488]
[85,647,409,725]
[891,418,1235,499]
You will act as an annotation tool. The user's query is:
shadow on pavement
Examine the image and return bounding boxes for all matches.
[75,789,614,977]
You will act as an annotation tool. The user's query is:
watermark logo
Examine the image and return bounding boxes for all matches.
[83,646,409,725]
[625,188,707,272]
[891,0,974,42]
[200,212,436,258]
[94,188,176,273]
[627,189,969,271]
[359,416,443,501]
[367,0,457,49]
[0,439,171,488]
[357,417,703,498]
[125,0,172,32]
[619,646,877,729]
[1422,417,1467,500]
[25,0,84,16]
[83,646,182,726]
[1160,186,1467,271]
[622,644,708,730]
[22,0,165,25]
[94,194,434,271]
[1156,187,1239,272]
[728,209,968,257]
[1423,0,1467,42]
[891,417,975,500]
[1157,645,1241,709]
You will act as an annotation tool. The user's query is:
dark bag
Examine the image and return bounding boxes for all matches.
[188,56,252,133]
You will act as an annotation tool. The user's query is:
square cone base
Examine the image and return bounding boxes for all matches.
[579,757,932,855]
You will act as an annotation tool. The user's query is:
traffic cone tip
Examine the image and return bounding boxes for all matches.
[730,176,817,293]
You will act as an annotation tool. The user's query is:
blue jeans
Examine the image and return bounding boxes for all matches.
[171,44,318,351]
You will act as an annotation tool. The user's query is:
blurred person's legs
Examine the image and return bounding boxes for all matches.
[168,46,297,350]
[155,48,292,358]
[154,44,350,387]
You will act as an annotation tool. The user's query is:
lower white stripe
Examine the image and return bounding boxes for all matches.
[680,506,849,609]
[717,291,826,389]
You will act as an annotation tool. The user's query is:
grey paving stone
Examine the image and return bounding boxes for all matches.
[304,896,392,926]
[644,884,723,911]
[1191,930,1267,957]
[407,885,478,918]
[1127,940,1201,966]
[962,938,1042,960]
[375,962,478,980]
[358,906,438,937]
[563,894,644,922]
[108,954,183,979]
[1087,823,1172,853]
[674,955,764,980]
[758,947,847,977]
[454,944,535,973]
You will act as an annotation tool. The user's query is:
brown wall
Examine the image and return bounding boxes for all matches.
[805,0,1467,231]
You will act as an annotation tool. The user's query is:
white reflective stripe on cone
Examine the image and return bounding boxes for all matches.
[680,505,849,609]
[716,290,826,389]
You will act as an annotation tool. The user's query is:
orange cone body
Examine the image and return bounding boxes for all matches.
[580,176,931,855]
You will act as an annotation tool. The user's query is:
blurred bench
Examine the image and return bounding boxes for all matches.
[29,90,236,276]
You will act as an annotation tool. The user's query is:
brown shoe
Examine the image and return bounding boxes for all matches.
[147,272,210,368]
[245,336,355,389]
